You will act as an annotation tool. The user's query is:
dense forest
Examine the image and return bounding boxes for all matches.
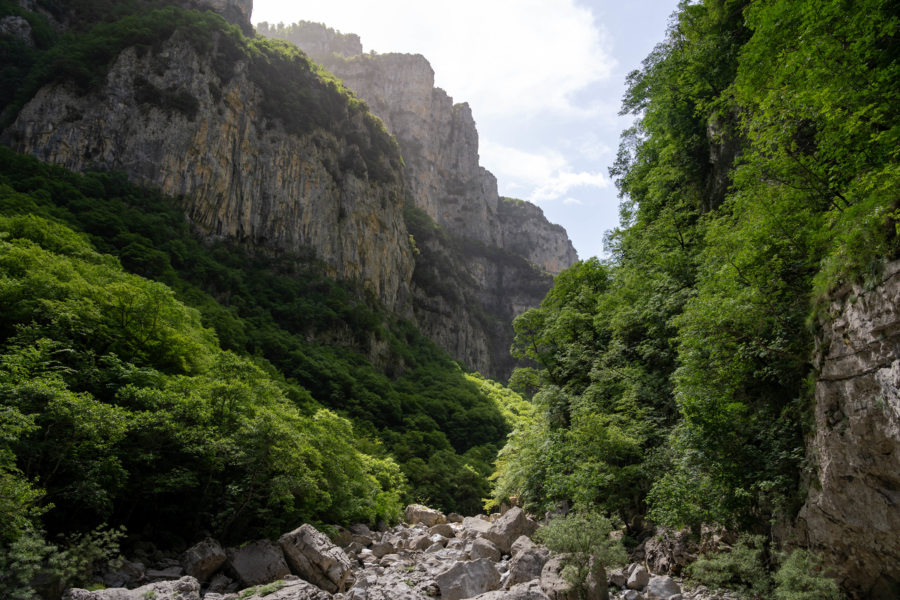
[0,0,897,597]
[491,0,897,591]
[0,1,530,593]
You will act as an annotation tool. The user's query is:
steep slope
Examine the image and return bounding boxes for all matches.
[2,2,414,309]
[259,21,578,378]
[799,263,900,598]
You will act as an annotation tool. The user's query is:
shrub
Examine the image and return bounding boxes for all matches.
[773,549,842,600]
[535,509,626,599]
[686,534,771,597]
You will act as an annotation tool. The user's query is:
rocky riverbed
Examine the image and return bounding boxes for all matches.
[64,505,740,600]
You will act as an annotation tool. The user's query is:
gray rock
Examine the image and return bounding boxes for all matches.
[225,540,290,587]
[279,524,354,593]
[510,536,536,557]
[470,538,502,562]
[473,579,551,599]
[484,508,538,555]
[235,578,332,600]
[644,529,695,576]
[0,16,32,46]
[63,576,201,600]
[435,558,502,600]
[623,591,642,600]
[540,556,608,600]
[797,260,900,599]
[506,546,550,588]
[405,504,447,527]
[207,573,233,594]
[181,537,226,582]
[607,568,627,589]
[428,523,456,538]
[646,576,681,599]
[463,516,495,536]
[627,566,650,590]
[371,540,394,558]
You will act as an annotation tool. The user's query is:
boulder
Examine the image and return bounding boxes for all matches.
[540,557,576,600]
[236,578,333,600]
[644,529,695,576]
[371,540,394,558]
[510,535,536,557]
[646,576,681,600]
[64,576,201,600]
[429,523,456,538]
[435,558,502,600]
[472,579,551,599]
[506,546,550,588]
[471,538,502,562]
[540,557,607,600]
[484,508,538,554]
[627,565,650,590]
[622,591,641,600]
[405,504,447,527]
[279,524,354,593]
[181,537,226,582]
[607,568,627,589]
[226,540,291,587]
[408,534,432,551]
[463,516,495,536]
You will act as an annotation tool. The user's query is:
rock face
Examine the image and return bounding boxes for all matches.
[262,22,578,379]
[2,29,413,311]
[797,260,900,599]
[278,524,354,593]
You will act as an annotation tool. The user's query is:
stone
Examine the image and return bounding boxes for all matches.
[428,523,456,538]
[796,260,900,599]
[408,534,432,551]
[463,516,494,536]
[540,557,575,600]
[63,576,201,600]
[472,579,551,599]
[279,524,354,593]
[207,572,233,594]
[646,576,681,599]
[505,546,550,588]
[607,568,627,589]
[235,578,332,600]
[181,537,226,582]
[470,538,502,562]
[484,508,538,555]
[627,566,650,590]
[448,513,465,523]
[0,15,32,45]
[371,540,394,558]
[510,536,536,558]
[435,558,502,600]
[623,591,642,600]
[225,540,290,587]
[644,529,695,576]
[404,504,447,527]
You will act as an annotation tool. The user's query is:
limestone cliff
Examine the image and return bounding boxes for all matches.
[2,25,414,309]
[260,21,578,377]
[797,261,900,599]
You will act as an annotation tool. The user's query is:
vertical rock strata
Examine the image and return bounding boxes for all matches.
[268,22,578,377]
[2,31,413,309]
[799,261,900,599]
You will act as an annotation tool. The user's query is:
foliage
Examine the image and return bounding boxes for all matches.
[535,509,626,599]
[686,534,771,597]
[773,549,843,600]
[492,0,899,551]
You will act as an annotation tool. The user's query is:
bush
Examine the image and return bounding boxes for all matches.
[686,534,771,597]
[773,549,842,600]
[535,509,626,599]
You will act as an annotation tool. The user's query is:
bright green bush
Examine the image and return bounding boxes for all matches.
[535,509,626,599]
[773,549,843,600]
[687,534,771,597]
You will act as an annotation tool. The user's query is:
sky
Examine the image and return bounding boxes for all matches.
[251,0,680,260]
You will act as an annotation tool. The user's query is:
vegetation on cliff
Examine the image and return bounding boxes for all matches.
[493,0,898,544]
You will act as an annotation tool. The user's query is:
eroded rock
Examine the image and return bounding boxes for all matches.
[226,540,290,587]
[279,524,354,593]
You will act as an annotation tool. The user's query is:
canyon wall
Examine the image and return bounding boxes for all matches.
[797,261,900,599]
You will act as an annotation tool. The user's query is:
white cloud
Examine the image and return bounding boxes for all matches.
[480,140,609,204]
[252,0,615,120]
